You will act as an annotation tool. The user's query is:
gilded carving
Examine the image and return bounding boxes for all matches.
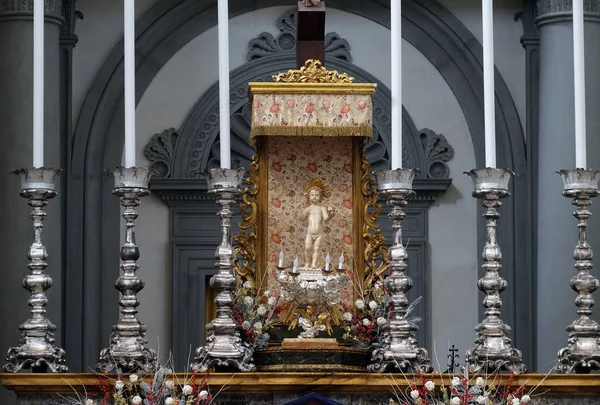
[272,59,355,84]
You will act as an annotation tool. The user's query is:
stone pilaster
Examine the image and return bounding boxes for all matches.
[0,1,63,402]
[535,0,600,370]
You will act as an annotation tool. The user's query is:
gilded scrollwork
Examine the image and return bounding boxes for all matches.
[233,154,260,286]
[361,149,388,292]
[272,59,355,84]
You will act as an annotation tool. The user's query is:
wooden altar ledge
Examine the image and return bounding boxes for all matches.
[2,373,600,396]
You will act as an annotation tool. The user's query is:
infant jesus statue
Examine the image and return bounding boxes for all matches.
[299,178,336,269]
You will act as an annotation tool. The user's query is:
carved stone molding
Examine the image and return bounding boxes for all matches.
[144,128,179,179]
[247,8,352,62]
[515,0,539,38]
[537,0,600,16]
[0,0,63,18]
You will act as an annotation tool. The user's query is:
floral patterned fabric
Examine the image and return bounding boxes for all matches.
[266,136,355,303]
[251,93,373,141]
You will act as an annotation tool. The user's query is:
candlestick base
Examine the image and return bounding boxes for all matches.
[464,168,526,374]
[556,169,600,374]
[367,169,433,374]
[190,168,256,372]
[96,166,157,373]
[4,167,68,373]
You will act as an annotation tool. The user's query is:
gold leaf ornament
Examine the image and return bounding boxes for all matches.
[273,59,355,84]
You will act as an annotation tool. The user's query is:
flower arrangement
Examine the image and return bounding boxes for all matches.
[232,280,284,349]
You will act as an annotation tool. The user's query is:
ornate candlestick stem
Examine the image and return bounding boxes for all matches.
[368,169,432,373]
[190,168,255,372]
[465,168,526,374]
[96,166,157,373]
[556,169,600,374]
[4,168,68,373]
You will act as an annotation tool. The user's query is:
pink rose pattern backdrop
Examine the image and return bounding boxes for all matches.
[266,136,356,302]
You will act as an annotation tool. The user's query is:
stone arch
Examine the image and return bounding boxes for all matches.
[67,0,532,370]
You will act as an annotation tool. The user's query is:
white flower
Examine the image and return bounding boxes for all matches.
[129,374,138,383]
[369,300,378,310]
[244,296,254,306]
[268,296,277,306]
[243,280,253,289]
[376,317,386,326]
[257,305,267,315]
[521,395,531,403]
[355,299,365,310]
[242,320,251,330]
[362,318,370,326]
[451,376,461,387]
[374,281,382,289]
[450,397,461,405]
[198,390,209,400]
[85,400,95,405]
[263,290,271,297]
[164,379,174,390]
[182,384,193,395]
[115,380,124,391]
[254,321,263,330]
[410,390,420,400]
[343,312,353,321]
[476,396,487,404]
[165,398,174,405]
[476,377,485,387]
[425,380,435,391]
[132,396,143,405]
[512,398,521,405]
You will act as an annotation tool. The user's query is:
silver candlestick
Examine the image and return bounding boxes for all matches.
[4,168,68,373]
[556,169,600,374]
[96,166,157,373]
[368,168,433,373]
[190,168,255,372]
[465,168,526,374]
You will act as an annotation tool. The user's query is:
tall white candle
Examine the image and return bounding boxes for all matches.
[33,0,44,167]
[218,0,231,169]
[390,0,402,169]
[482,0,496,168]
[124,0,136,167]
[573,0,587,168]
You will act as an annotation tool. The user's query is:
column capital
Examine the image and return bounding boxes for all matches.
[0,0,63,22]
[537,0,600,25]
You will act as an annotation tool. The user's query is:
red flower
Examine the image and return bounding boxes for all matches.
[271,198,282,208]
[268,252,277,262]
[340,103,351,114]
[253,101,262,109]
[338,184,349,193]
[340,148,350,156]
[308,163,318,173]
[344,163,352,173]
[343,199,353,209]
[304,146,313,155]
[338,219,348,228]
[270,103,280,114]
[321,99,331,109]
[272,161,282,172]
[269,181,277,190]
[268,217,277,226]
[357,99,367,110]
[305,103,315,114]
[286,98,295,108]
[271,234,282,244]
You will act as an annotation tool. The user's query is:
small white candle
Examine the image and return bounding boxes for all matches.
[33,0,44,167]
[293,256,298,273]
[338,252,344,270]
[218,0,231,169]
[278,250,284,268]
[124,0,136,167]
[390,0,402,169]
[482,0,496,168]
[573,0,587,168]
[325,252,331,271]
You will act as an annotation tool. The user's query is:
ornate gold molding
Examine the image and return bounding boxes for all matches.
[233,153,260,286]
[361,151,388,292]
[273,59,355,83]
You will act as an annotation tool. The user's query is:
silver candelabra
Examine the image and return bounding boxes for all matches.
[556,169,600,374]
[4,168,68,373]
[368,168,433,373]
[465,168,526,374]
[190,168,256,372]
[96,166,157,373]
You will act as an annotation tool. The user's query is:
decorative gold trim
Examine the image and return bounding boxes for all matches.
[256,346,369,355]
[234,153,260,285]
[361,147,388,292]
[256,364,366,372]
[272,59,355,83]
[250,125,372,141]
[248,82,376,96]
